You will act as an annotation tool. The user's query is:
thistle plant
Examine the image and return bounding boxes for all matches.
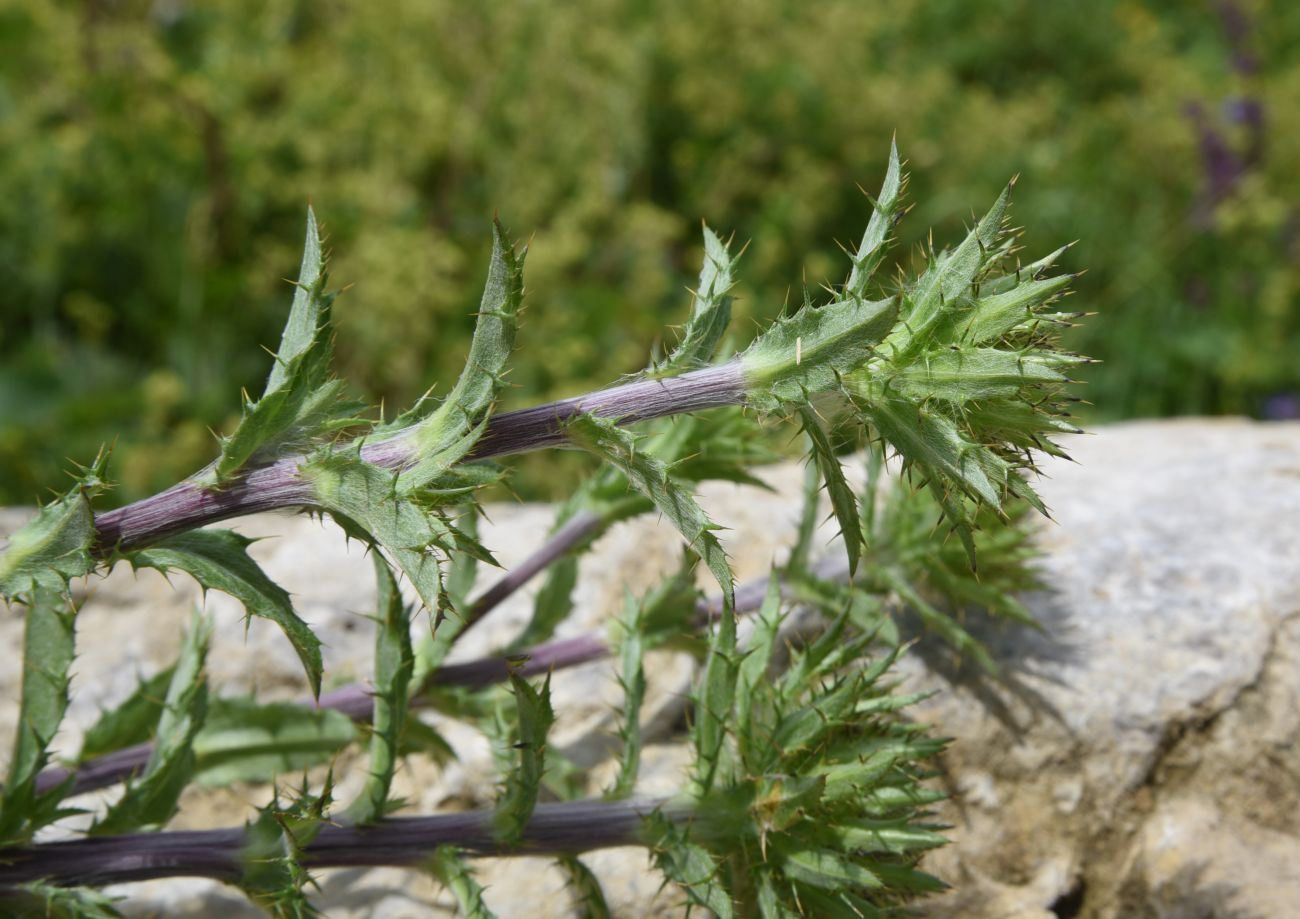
[0,143,1084,917]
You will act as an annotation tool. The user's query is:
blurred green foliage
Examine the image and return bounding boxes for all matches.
[1,0,1297,506]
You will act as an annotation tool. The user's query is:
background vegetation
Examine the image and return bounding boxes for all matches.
[1,0,1296,506]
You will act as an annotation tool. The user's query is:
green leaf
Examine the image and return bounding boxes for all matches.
[126,529,323,698]
[878,565,997,674]
[344,553,414,824]
[741,294,898,412]
[429,846,497,919]
[94,611,212,835]
[866,397,1005,509]
[756,871,799,919]
[736,571,783,757]
[567,413,734,601]
[770,840,883,892]
[662,225,737,370]
[960,273,1074,345]
[268,207,326,394]
[633,552,701,649]
[883,183,1013,360]
[303,449,452,612]
[835,818,948,855]
[845,139,904,298]
[238,782,330,918]
[510,553,578,651]
[0,589,77,843]
[558,855,612,919]
[79,665,176,761]
[647,814,733,919]
[891,346,1075,404]
[786,458,821,577]
[192,698,357,787]
[209,208,361,482]
[607,590,646,799]
[398,715,457,763]
[692,591,738,796]
[493,672,555,845]
[445,505,482,610]
[798,407,862,575]
[0,453,105,600]
[391,221,525,493]
[977,242,1072,298]
[7,883,125,919]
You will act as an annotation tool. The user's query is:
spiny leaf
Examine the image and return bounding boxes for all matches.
[0,452,106,600]
[884,184,1013,360]
[93,611,212,835]
[736,570,783,757]
[390,220,525,493]
[769,839,884,892]
[126,529,323,698]
[79,665,176,761]
[304,450,452,612]
[977,242,1073,297]
[269,207,326,394]
[890,347,1076,404]
[567,413,734,602]
[663,225,737,370]
[865,397,1005,509]
[607,589,647,799]
[633,551,702,648]
[878,565,997,674]
[786,458,821,577]
[741,294,898,412]
[959,273,1074,345]
[692,589,738,796]
[192,698,357,787]
[7,883,125,919]
[647,814,734,919]
[845,139,904,298]
[756,871,800,919]
[238,780,331,918]
[0,589,77,843]
[445,505,481,610]
[429,846,498,919]
[799,407,862,575]
[209,207,361,482]
[493,672,555,845]
[344,553,414,824]
[558,855,612,919]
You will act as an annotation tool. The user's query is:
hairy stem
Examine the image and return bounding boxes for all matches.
[0,797,678,889]
[93,362,746,553]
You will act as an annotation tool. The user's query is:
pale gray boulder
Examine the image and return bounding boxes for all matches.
[3,419,1299,917]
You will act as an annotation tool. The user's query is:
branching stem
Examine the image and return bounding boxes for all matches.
[93,362,746,553]
[35,557,845,797]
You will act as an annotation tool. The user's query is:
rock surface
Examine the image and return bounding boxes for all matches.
[2,418,1300,917]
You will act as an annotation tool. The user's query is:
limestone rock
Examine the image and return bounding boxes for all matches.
[3,419,1300,917]
[913,419,1300,918]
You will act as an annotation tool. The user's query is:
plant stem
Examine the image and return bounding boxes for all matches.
[0,797,676,888]
[93,362,746,553]
[36,557,844,798]
[455,508,605,640]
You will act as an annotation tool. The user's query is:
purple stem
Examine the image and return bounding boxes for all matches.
[0,797,676,889]
[456,508,605,640]
[36,557,845,798]
[93,361,746,553]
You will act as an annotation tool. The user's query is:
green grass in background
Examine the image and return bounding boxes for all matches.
[1,0,1296,506]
